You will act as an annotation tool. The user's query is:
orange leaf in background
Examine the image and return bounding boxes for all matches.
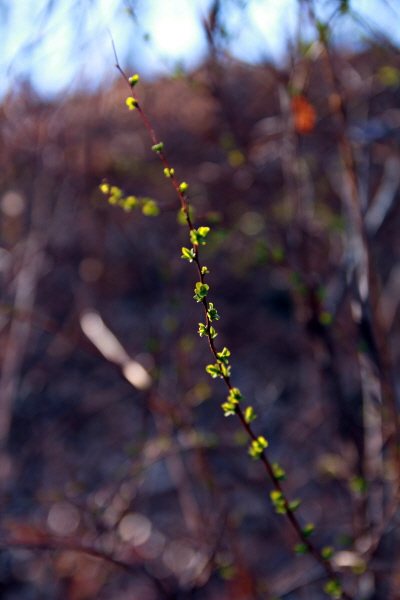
[291,95,316,134]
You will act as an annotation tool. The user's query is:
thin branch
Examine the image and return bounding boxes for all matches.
[107,36,353,600]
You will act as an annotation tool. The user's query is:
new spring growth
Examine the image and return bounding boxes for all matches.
[249,436,268,459]
[270,490,286,513]
[270,491,301,514]
[103,65,350,600]
[272,462,286,481]
[206,362,231,378]
[206,364,223,378]
[181,247,196,262]
[99,183,158,215]
[152,142,164,153]
[244,406,257,423]
[222,387,243,417]
[129,74,140,86]
[126,97,138,110]
[288,499,301,512]
[193,282,209,302]
[216,347,230,364]
[301,523,315,538]
[190,227,210,246]
[207,303,219,321]
[198,323,217,339]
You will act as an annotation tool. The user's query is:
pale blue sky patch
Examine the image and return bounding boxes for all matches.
[1,0,400,100]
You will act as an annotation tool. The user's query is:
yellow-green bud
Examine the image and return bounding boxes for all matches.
[99,183,110,194]
[129,74,140,86]
[125,97,138,110]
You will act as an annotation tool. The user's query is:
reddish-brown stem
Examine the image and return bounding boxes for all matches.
[111,47,352,599]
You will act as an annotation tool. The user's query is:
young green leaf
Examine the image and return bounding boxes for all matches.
[220,363,231,378]
[152,142,164,153]
[244,406,257,423]
[288,499,301,512]
[209,326,218,339]
[249,436,268,459]
[193,282,209,302]
[181,247,196,262]
[270,490,287,513]
[123,196,138,210]
[302,523,315,538]
[228,388,243,402]
[129,74,140,86]
[126,97,138,110]
[207,303,220,321]
[221,401,237,416]
[142,200,159,216]
[272,462,286,481]
[190,227,210,245]
[216,347,230,364]
[198,323,207,337]
[206,364,222,378]
[99,182,110,194]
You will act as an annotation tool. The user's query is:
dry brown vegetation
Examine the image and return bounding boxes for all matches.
[1,28,400,600]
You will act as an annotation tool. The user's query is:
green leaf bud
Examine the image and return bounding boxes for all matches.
[190,227,210,246]
[126,97,138,110]
[209,326,218,339]
[129,74,140,86]
[179,182,188,193]
[207,303,220,321]
[222,388,243,417]
[270,490,287,513]
[321,546,334,560]
[142,200,159,216]
[99,183,110,194]
[216,347,230,364]
[198,323,207,337]
[220,363,231,378]
[108,186,123,205]
[206,364,222,378]
[221,401,237,416]
[193,282,209,302]
[123,196,138,210]
[249,436,268,459]
[201,266,209,275]
[152,142,164,153]
[181,247,196,262]
[288,499,301,512]
[272,462,286,481]
[244,406,257,423]
[302,523,315,538]
[110,186,123,200]
[164,167,175,178]
[228,388,243,402]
